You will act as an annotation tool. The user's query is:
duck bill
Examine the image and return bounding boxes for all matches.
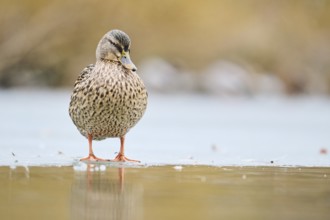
[120,52,137,71]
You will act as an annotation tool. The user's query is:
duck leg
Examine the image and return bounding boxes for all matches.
[80,134,109,162]
[111,136,140,162]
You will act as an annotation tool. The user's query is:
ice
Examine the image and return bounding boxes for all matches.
[0,89,329,167]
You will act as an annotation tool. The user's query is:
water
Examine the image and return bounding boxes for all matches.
[0,165,329,220]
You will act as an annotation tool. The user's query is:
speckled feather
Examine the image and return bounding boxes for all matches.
[69,60,148,140]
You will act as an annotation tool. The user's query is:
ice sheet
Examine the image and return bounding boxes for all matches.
[0,90,329,167]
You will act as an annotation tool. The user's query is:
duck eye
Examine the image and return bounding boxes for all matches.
[116,45,123,53]
[108,40,122,53]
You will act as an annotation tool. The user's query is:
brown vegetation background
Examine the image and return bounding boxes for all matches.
[0,0,329,94]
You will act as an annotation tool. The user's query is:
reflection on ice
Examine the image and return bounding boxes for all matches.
[71,163,143,220]
[0,166,329,220]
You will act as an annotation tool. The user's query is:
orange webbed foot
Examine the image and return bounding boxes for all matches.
[80,154,110,162]
[111,153,140,163]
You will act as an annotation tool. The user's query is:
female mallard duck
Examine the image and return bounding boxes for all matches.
[69,29,148,162]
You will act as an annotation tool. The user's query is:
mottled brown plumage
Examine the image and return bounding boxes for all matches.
[69,30,147,162]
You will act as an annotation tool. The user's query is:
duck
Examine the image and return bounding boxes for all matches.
[69,29,148,162]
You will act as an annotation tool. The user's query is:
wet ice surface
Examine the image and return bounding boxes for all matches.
[0,89,329,167]
[1,166,330,220]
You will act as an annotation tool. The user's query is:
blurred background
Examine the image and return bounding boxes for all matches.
[1,0,330,96]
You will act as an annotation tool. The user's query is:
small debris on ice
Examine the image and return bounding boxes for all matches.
[73,162,88,171]
[320,148,327,155]
[173,166,183,171]
[211,144,218,152]
[99,165,106,171]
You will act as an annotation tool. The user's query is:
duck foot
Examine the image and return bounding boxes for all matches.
[80,154,110,162]
[111,153,140,163]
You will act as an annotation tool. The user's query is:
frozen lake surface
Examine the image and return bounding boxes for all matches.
[0,90,329,167]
